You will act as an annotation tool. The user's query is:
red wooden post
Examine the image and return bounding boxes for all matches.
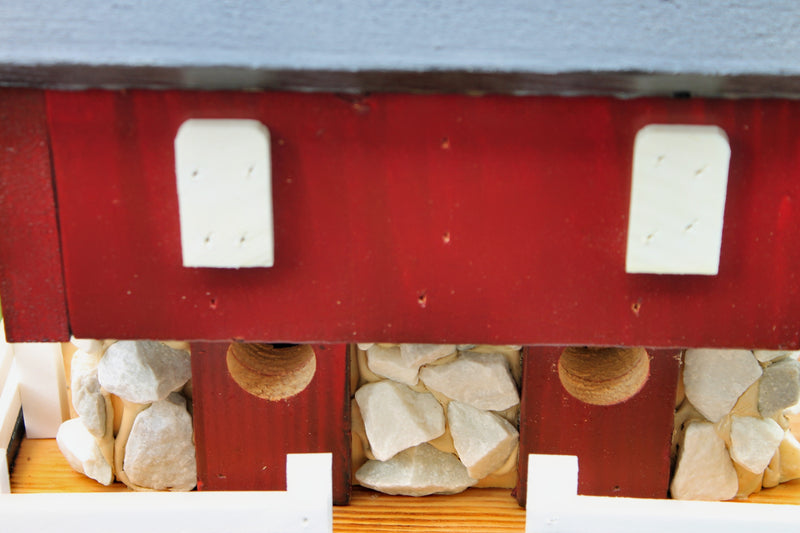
[0,89,69,341]
[516,347,681,505]
[190,342,351,504]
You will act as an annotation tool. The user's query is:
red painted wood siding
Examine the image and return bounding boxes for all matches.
[0,89,69,341]
[516,347,681,504]
[36,90,800,347]
[191,342,351,504]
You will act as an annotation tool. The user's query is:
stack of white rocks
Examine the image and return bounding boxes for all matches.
[671,348,800,500]
[56,339,196,491]
[351,343,521,496]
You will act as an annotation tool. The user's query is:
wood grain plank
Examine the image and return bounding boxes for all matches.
[10,439,128,493]
[516,347,681,504]
[0,88,69,342]
[45,90,800,349]
[191,342,351,504]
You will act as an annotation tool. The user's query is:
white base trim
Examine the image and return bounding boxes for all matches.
[0,453,332,532]
[526,454,800,533]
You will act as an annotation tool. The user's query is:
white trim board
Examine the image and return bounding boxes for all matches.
[13,342,68,439]
[525,454,800,533]
[0,323,19,494]
[0,453,333,532]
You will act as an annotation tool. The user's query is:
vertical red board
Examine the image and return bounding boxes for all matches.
[191,342,351,504]
[516,347,681,505]
[0,89,69,341]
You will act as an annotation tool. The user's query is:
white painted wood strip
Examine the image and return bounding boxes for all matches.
[0,364,21,450]
[0,323,18,496]
[0,448,9,494]
[526,454,800,533]
[12,343,69,439]
[0,321,15,392]
[0,453,332,533]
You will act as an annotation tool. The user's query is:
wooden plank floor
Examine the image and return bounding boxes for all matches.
[10,438,800,532]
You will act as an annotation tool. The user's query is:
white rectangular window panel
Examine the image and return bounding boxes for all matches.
[175,119,274,268]
[626,124,731,275]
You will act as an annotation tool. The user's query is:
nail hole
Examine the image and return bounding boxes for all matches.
[558,346,650,406]
[684,220,698,233]
[644,232,657,244]
[246,165,254,178]
[238,235,246,247]
[203,233,213,247]
[631,302,641,316]
[655,155,666,167]
[226,343,317,401]
[442,231,451,244]
[694,165,707,178]
[417,291,428,308]
[209,298,217,310]
[440,137,451,150]
[191,169,199,180]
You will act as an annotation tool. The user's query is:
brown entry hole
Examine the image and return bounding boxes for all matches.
[226,343,316,401]
[557,346,650,406]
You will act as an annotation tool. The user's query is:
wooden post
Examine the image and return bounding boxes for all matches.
[516,346,681,505]
[190,342,351,505]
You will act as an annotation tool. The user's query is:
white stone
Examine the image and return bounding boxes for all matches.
[729,416,784,474]
[355,443,477,496]
[70,350,107,438]
[447,401,519,479]
[670,421,738,501]
[754,350,793,364]
[683,349,762,422]
[779,430,800,483]
[56,418,113,486]
[355,381,445,461]
[366,345,420,386]
[758,358,800,417]
[786,401,800,440]
[123,394,196,491]
[70,337,105,356]
[98,341,191,404]
[399,344,456,368]
[419,352,519,411]
[162,341,191,352]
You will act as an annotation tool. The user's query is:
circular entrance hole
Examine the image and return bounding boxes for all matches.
[226,343,316,401]
[557,346,650,406]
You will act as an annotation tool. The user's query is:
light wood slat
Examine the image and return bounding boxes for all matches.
[10,438,799,533]
[741,479,800,506]
[10,439,128,493]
